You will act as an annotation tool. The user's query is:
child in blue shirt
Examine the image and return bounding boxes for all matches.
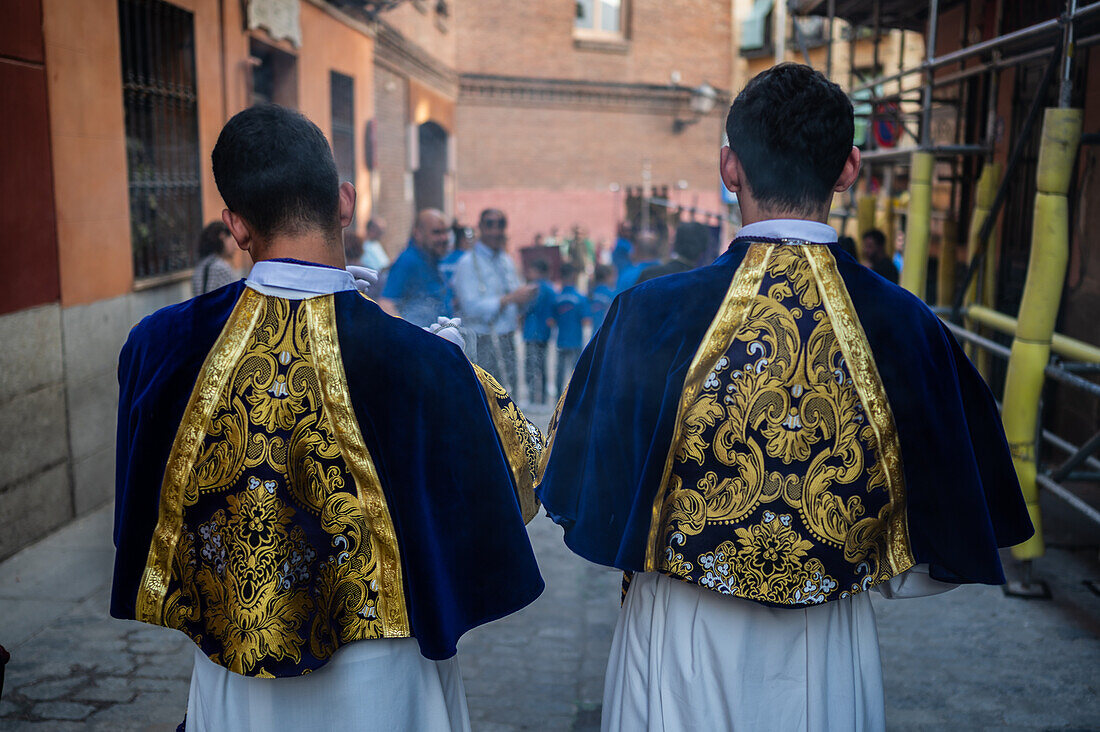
[587,264,616,338]
[551,263,589,398]
[522,260,557,405]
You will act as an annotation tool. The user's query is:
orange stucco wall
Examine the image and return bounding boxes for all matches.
[42,0,377,304]
[298,1,376,232]
[43,0,133,306]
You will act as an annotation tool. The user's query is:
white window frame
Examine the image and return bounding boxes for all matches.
[574,0,627,40]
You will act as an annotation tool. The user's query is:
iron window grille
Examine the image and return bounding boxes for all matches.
[119,0,202,280]
[331,72,356,184]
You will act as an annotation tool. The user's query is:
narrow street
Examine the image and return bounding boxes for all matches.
[2,410,1099,730]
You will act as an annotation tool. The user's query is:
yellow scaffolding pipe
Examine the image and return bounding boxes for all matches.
[857,194,877,244]
[937,219,958,308]
[963,163,1002,375]
[966,305,1100,363]
[901,152,934,298]
[1002,107,1083,561]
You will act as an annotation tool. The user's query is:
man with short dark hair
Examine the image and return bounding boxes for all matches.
[636,221,710,284]
[450,209,537,390]
[862,227,899,283]
[539,64,1031,729]
[380,208,451,326]
[112,105,543,730]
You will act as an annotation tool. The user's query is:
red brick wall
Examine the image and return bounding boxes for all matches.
[456,0,731,88]
[453,0,732,260]
[456,102,727,256]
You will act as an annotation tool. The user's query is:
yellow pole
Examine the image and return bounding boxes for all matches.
[901,152,934,299]
[937,219,958,308]
[963,163,1002,374]
[857,194,877,244]
[966,305,1100,363]
[1002,107,1083,561]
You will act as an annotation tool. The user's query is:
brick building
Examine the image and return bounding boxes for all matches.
[453,0,734,253]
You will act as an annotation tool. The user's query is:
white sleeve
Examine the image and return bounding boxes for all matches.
[873,564,959,599]
[452,255,503,323]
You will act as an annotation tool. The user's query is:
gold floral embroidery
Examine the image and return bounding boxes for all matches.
[645,243,773,568]
[140,292,408,676]
[473,364,543,523]
[697,512,838,604]
[651,243,913,605]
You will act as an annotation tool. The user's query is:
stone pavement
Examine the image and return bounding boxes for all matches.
[1,417,1098,729]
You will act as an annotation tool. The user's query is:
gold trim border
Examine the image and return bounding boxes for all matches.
[472,365,541,524]
[644,243,773,570]
[136,288,264,623]
[303,296,410,637]
[803,246,915,574]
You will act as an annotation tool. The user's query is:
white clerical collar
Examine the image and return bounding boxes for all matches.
[246,259,357,300]
[737,219,838,244]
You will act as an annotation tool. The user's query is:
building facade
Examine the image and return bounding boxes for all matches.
[453,0,733,252]
[1,1,769,560]
[0,0,382,559]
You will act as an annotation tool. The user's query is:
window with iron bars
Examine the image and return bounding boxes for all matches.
[331,71,355,184]
[119,0,202,280]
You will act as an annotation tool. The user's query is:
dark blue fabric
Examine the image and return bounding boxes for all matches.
[522,279,557,343]
[537,240,1032,587]
[113,283,543,660]
[615,260,660,293]
[112,281,248,619]
[588,284,615,334]
[554,286,589,349]
[381,244,446,327]
[830,244,1032,583]
[334,290,544,659]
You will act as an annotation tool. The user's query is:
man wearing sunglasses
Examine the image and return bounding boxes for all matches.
[450,209,537,391]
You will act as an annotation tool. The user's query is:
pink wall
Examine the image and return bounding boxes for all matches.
[456,187,725,261]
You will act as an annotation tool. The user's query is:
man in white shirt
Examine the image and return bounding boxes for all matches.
[449,209,537,391]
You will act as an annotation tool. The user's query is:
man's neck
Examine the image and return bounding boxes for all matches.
[740,199,830,227]
[252,232,345,269]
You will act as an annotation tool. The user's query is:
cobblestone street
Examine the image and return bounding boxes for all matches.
[1,405,1098,730]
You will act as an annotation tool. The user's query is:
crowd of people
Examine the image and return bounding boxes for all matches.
[195,205,914,408]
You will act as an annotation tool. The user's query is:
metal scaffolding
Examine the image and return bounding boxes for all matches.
[794,0,1100,594]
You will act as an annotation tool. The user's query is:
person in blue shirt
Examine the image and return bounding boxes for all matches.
[615,229,662,292]
[587,264,615,338]
[551,263,589,398]
[611,221,634,275]
[439,222,473,316]
[521,260,557,405]
[379,209,450,326]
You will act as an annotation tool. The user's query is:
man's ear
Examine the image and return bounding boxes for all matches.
[222,209,252,252]
[833,146,862,192]
[338,182,357,229]
[720,145,743,194]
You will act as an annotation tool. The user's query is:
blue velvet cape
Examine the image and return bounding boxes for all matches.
[538,239,1033,588]
[113,281,544,666]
